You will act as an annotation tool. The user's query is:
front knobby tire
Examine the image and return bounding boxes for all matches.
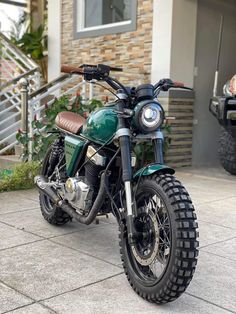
[218,127,236,175]
[119,173,199,304]
[39,146,71,225]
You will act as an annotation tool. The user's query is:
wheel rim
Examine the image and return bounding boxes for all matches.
[126,189,171,286]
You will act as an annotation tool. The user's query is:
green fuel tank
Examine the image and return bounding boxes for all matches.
[81,105,118,145]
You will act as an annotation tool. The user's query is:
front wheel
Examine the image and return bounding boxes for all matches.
[119,174,199,304]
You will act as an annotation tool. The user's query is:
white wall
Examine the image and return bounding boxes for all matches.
[171,0,198,87]
[48,0,61,81]
[151,0,198,87]
[151,0,173,83]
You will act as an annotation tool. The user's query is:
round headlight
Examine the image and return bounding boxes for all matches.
[133,100,164,133]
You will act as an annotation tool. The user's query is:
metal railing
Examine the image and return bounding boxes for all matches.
[0,31,41,154]
[19,74,91,160]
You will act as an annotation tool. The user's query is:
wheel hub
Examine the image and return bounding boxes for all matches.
[131,209,159,266]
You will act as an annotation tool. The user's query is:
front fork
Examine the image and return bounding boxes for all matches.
[117,125,134,243]
[116,102,164,243]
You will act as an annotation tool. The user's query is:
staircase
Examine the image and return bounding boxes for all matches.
[0,32,90,167]
[0,32,40,156]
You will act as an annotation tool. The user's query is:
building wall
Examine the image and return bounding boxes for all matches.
[61,0,153,88]
[151,0,197,88]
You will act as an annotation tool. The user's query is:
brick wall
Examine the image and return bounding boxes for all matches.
[61,0,153,90]
[160,95,194,168]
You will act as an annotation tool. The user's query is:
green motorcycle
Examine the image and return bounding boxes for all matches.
[35,64,198,304]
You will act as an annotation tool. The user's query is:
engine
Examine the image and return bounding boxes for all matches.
[64,177,92,214]
[63,145,107,214]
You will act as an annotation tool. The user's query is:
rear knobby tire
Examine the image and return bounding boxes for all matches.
[119,173,199,304]
[218,127,236,175]
[39,146,71,225]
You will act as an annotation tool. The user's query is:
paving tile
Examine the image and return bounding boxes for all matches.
[202,237,236,261]
[176,172,236,205]
[0,240,121,301]
[0,282,32,314]
[20,189,40,201]
[52,223,121,266]
[198,221,236,248]
[177,167,236,182]
[187,251,236,312]
[0,190,38,215]
[0,209,98,238]
[0,222,41,251]
[196,198,236,229]
[8,303,53,314]
[42,274,231,314]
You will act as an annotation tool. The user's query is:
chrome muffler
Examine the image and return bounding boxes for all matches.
[34,175,62,205]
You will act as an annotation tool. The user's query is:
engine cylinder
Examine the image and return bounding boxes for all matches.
[84,158,104,189]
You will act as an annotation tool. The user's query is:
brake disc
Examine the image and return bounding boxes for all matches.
[131,209,159,266]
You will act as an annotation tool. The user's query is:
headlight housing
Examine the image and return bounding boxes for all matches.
[133,100,164,133]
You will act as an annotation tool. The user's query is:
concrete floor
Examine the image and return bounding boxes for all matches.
[0,168,236,314]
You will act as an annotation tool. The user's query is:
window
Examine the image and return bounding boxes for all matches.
[74,0,137,39]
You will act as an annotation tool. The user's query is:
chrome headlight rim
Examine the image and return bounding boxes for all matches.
[133,100,164,133]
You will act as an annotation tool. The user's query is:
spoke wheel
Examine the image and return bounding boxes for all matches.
[130,194,171,283]
[119,173,199,304]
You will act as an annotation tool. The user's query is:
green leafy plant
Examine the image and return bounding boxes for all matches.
[0,169,13,180]
[0,162,40,192]
[16,93,103,161]
[16,24,46,60]
[12,24,48,82]
[134,123,172,169]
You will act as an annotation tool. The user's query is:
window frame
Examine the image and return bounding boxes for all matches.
[73,0,137,39]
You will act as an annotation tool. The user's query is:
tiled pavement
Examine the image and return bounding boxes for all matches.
[0,168,236,314]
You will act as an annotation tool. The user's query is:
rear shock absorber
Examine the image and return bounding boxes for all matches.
[47,137,64,177]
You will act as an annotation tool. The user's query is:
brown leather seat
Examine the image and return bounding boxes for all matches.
[55,111,86,134]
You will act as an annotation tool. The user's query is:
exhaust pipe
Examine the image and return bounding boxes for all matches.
[34,172,108,225]
[34,175,62,205]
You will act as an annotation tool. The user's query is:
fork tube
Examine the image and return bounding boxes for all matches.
[116,100,134,242]
[153,130,164,164]
[153,138,164,164]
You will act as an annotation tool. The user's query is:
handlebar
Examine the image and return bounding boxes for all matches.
[61,64,122,77]
[154,78,193,95]
[61,64,193,97]
[61,63,129,95]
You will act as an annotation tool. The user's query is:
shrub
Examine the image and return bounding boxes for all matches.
[0,162,40,192]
